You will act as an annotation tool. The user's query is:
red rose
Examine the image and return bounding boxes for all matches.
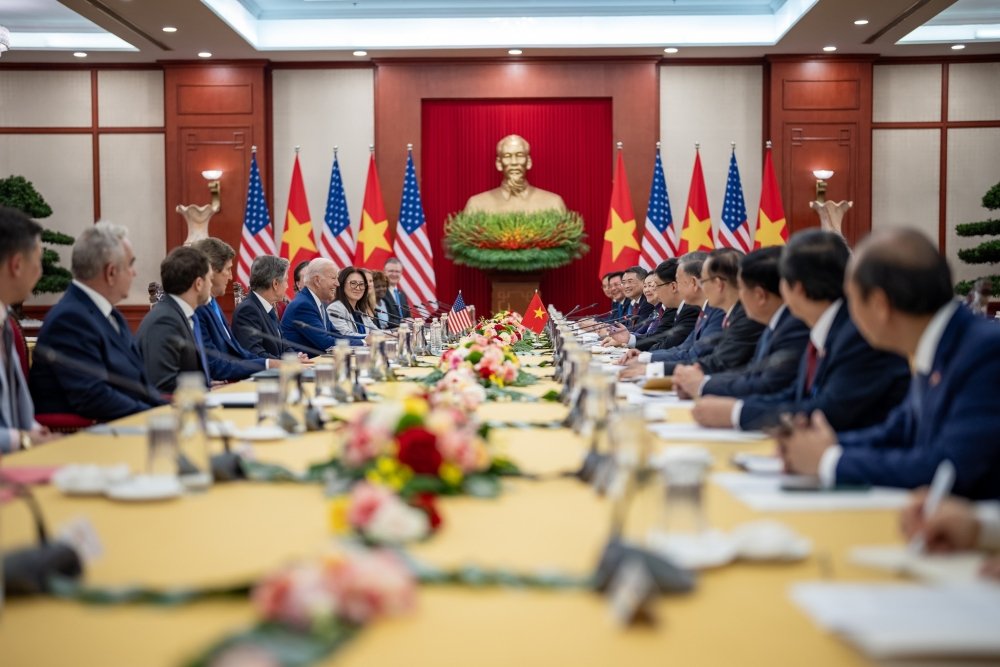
[409,492,443,531]
[395,427,443,475]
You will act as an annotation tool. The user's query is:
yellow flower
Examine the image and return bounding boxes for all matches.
[403,396,430,418]
[328,496,351,535]
[366,456,413,491]
[439,461,464,487]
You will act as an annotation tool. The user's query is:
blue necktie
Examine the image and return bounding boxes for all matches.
[211,299,231,340]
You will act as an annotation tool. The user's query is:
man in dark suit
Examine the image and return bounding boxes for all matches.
[138,246,214,394]
[31,222,165,423]
[778,229,1000,499]
[599,271,625,322]
[693,229,910,432]
[281,258,365,353]
[619,265,654,330]
[191,238,272,380]
[382,257,411,326]
[674,246,809,399]
[1,207,53,452]
[234,255,299,359]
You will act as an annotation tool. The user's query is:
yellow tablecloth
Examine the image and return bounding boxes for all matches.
[0,360,902,667]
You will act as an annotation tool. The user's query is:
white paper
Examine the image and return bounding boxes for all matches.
[649,423,768,443]
[732,452,784,475]
[791,581,1000,659]
[850,545,987,584]
[712,472,911,512]
[206,392,258,408]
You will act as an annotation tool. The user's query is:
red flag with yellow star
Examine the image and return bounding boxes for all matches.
[598,147,641,278]
[353,153,394,270]
[753,144,788,248]
[280,153,320,299]
[521,290,549,334]
[677,148,714,254]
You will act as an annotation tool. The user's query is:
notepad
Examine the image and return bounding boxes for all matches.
[712,472,911,512]
[791,581,1000,659]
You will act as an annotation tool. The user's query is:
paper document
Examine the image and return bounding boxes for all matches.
[791,581,1000,659]
[649,423,768,443]
[206,392,258,408]
[712,472,910,512]
[850,545,987,584]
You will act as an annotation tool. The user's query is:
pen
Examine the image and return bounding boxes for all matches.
[907,459,956,555]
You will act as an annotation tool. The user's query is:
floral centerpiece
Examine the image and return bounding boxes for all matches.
[443,209,589,272]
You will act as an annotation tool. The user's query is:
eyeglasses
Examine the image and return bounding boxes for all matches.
[346,281,366,289]
[697,276,723,287]
[651,281,674,289]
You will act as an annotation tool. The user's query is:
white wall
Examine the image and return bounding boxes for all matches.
[0,69,165,306]
[660,65,763,241]
[271,68,375,250]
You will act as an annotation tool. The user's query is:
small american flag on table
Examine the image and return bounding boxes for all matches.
[447,292,474,333]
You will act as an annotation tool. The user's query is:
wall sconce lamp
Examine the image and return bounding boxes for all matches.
[178,169,224,246]
[809,168,852,239]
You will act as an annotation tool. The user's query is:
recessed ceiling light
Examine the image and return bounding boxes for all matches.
[73,52,87,58]
[823,45,837,52]
[198,51,212,58]
[664,47,679,54]
[162,26,177,33]
[508,49,522,55]
[854,19,869,26]
[353,50,368,56]
[951,44,966,50]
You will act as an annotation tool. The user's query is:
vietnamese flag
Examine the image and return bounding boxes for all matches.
[597,146,641,277]
[280,153,320,299]
[677,147,714,254]
[353,153,394,269]
[522,290,549,334]
[753,143,789,248]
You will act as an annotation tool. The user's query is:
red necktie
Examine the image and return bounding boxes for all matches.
[803,341,819,393]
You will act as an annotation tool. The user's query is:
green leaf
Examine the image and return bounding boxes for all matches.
[186,620,359,667]
[540,389,561,402]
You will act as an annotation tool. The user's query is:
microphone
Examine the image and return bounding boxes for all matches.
[293,320,365,346]
[169,336,270,373]
[242,325,325,357]
[371,306,398,330]
[572,307,614,323]
[575,314,631,334]
[34,345,166,405]
[563,302,597,319]
[572,302,600,317]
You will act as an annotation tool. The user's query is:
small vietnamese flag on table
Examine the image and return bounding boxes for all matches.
[522,290,549,334]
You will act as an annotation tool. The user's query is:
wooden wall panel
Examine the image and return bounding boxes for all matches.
[767,58,874,246]
[164,63,269,313]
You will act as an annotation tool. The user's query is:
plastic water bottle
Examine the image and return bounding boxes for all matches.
[429,318,443,355]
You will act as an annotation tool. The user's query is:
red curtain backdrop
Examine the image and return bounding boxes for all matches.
[421,98,613,315]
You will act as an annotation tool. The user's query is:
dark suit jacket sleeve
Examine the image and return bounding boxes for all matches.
[701,323,809,398]
[139,311,192,394]
[642,307,699,352]
[232,300,271,358]
[32,309,159,419]
[282,296,362,351]
[738,332,910,431]
[650,309,723,364]
[676,307,764,375]
[196,310,264,382]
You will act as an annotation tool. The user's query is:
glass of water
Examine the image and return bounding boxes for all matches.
[147,412,180,476]
[256,378,281,424]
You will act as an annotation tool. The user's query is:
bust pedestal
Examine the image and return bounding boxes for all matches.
[488,271,541,314]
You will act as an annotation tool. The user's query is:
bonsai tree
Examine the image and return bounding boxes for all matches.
[0,175,74,295]
[955,180,1000,297]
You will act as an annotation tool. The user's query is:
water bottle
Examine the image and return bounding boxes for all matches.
[174,372,212,491]
[429,318,443,355]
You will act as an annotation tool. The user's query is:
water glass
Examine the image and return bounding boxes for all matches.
[147,412,180,476]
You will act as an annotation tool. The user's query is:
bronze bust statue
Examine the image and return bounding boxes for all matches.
[464,134,567,214]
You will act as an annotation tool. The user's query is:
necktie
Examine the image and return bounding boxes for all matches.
[394,288,401,309]
[212,300,231,340]
[722,313,730,329]
[190,316,212,386]
[752,326,774,364]
[693,310,707,338]
[803,341,819,394]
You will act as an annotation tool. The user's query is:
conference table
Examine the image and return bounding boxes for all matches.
[0,357,904,667]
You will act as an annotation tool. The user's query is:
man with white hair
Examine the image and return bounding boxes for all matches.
[281,257,365,352]
[31,221,165,421]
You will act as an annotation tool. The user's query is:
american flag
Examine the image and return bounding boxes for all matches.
[447,291,473,333]
[639,145,679,270]
[319,150,354,268]
[717,147,752,252]
[394,150,437,306]
[236,150,277,289]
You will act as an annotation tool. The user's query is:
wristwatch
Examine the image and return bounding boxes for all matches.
[19,430,33,451]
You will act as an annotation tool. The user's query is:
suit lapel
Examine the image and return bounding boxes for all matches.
[810,305,849,391]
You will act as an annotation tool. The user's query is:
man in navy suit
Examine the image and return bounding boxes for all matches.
[281,258,365,353]
[382,257,411,326]
[778,229,1000,499]
[673,246,809,399]
[138,247,214,394]
[233,255,299,359]
[31,222,165,423]
[693,229,910,432]
[1,207,55,452]
[619,266,654,330]
[190,238,273,381]
[599,271,625,322]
